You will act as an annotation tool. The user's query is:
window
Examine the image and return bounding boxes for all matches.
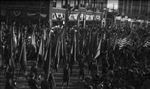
[53,0,56,7]
[62,0,66,8]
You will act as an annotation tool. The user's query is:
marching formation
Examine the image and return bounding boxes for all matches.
[0,21,150,89]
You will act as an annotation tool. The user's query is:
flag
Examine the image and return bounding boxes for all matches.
[19,36,27,72]
[17,23,21,46]
[118,37,131,49]
[31,30,37,52]
[112,35,118,50]
[74,30,77,62]
[36,38,44,68]
[60,30,65,59]
[9,25,17,69]
[94,36,102,59]
[44,30,53,62]
[54,30,62,65]
[43,30,52,75]
[43,29,47,41]
[63,35,68,64]
[92,32,99,56]
[86,30,92,56]
[43,40,52,75]
[18,25,24,51]
[144,41,150,47]
[0,27,2,67]
[57,37,61,65]
[12,27,17,50]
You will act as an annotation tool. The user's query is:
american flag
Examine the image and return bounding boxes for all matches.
[144,37,150,47]
[118,37,132,49]
[144,41,150,47]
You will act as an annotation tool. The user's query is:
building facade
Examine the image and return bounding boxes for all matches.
[0,0,108,26]
[118,0,150,19]
[51,0,108,26]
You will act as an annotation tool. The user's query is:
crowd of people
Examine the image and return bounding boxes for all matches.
[0,19,150,89]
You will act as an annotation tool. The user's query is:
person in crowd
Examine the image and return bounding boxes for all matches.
[62,64,70,89]
[77,57,85,82]
[83,76,94,89]
[91,60,98,74]
[69,55,74,76]
[5,67,13,80]
[28,73,39,89]
[141,79,150,89]
[30,62,38,79]
[101,54,109,76]
[48,72,55,89]
[5,66,16,89]
[41,75,50,89]
[5,78,15,89]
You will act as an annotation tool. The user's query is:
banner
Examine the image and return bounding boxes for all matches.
[95,15,101,21]
[27,12,47,18]
[115,16,122,20]
[14,11,21,17]
[40,13,47,18]
[69,14,78,20]
[27,13,37,16]
[79,14,84,21]
[52,13,57,20]
[55,13,65,20]
[86,14,94,20]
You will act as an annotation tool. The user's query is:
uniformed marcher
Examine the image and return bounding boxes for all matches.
[62,64,70,89]
[48,72,55,89]
[77,57,85,82]
[28,73,39,89]
[5,78,15,89]
[41,75,50,89]
[30,62,38,79]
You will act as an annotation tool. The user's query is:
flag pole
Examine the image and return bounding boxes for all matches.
[49,0,53,29]
[39,1,42,29]
[65,0,69,26]
[77,0,81,27]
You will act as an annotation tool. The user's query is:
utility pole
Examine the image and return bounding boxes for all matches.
[101,1,103,28]
[93,0,96,23]
[65,0,69,26]
[77,0,81,27]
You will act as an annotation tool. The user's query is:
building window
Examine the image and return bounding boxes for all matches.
[53,0,56,7]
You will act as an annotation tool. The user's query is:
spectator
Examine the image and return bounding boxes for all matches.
[62,64,70,89]
[28,73,39,89]
[41,75,50,89]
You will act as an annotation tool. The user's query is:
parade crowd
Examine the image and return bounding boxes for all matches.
[0,20,150,89]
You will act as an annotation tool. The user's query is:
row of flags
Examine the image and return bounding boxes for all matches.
[0,22,150,75]
[34,27,105,75]
[0,23,27,72]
